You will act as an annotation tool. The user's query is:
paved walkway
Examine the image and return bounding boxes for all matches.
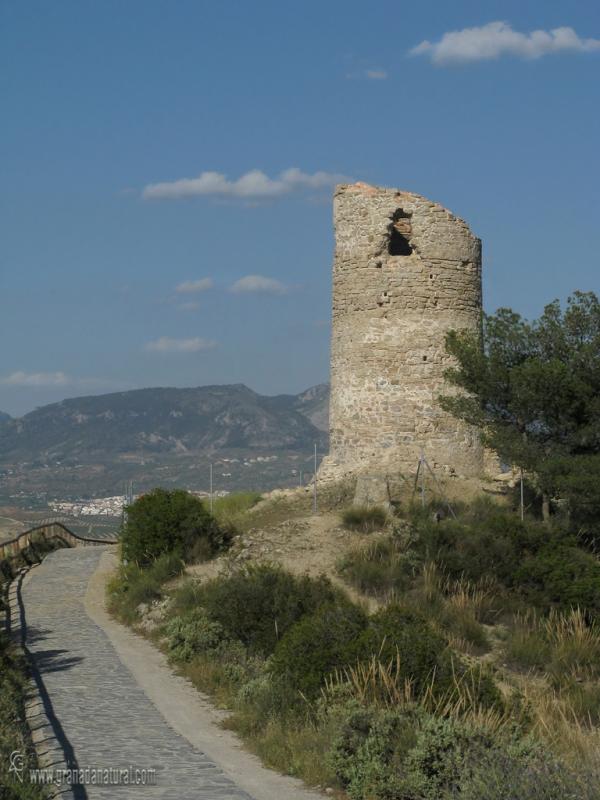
[20,548,258,799]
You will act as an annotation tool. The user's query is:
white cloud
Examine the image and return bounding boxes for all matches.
[1,371,71,387]
[145,336,217,353]
[365,69,388,79]
[0,371,119,389]
[142,167,350,201]
[410,21,600,65]
[229,275,288,295]
[175,277,213,294]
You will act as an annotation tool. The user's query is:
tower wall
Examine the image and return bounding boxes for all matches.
[319,182,484,480]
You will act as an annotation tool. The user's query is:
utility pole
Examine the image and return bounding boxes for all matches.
[209,463,213,513]
[420,450,426,509]
[520,467,524,521]
[313,443,318,514]
[122,480,133,527]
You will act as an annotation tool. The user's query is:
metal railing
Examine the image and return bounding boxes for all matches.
[0,521,118,562]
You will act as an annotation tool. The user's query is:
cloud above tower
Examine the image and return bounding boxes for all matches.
[142,167,350,201]
[410,21,600,65]
[145,337,217,354]
[229,275,288,295]
[175,278,213,294]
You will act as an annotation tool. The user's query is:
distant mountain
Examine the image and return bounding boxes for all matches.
[293,384,329,431]
[0,411,10,424]
[0,384,330,464]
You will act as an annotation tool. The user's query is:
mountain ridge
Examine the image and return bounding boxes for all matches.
[0,383,330,464]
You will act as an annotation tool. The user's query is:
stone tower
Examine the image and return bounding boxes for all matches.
[319,182,484,481]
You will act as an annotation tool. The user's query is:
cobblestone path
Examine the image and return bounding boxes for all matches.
[21,547,254,799]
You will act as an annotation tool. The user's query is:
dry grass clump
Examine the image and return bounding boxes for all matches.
[413,562,502,654]
[520,680,600,770]
[543,608,600,680]
[341,506,389,533]
[504,609,550,669]
[443,574,501,625]
[325,651,600,773]
[337,535,415,597]
[324,653,510,738]
[505,608,600,682]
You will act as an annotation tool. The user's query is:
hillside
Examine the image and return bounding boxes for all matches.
[0,384,330,501]
[0,411,10,424]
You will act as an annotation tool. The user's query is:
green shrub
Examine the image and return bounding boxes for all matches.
[181,637,267,707]
[515,544,600,616]
[270,602,369,697]
[330,702,595,800]
[349,605,501,710]
[412,513,533,586]
[235,672,301,723]
[342,506,388,533]
[453,748,600,800]
[354,605,450,696]
[410,503,600,617]
[166,576,204,617]
[213,639,260,685]
[328,702,499,800]
[401,714,493,800]
[164,608,226,662]
[538,454,600,556]
[121,487,232,566]
[328,701,419,800]
[196,564,344,656]
[107,551,183,623]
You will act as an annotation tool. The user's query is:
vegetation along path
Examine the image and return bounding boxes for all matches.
[20,546,321,800]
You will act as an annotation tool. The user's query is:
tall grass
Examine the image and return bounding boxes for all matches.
[0,633,47,799]
[166,576,204,618]
[337,535,415,597]
[443,574,500,625]
[324,651,600,774]
[505,608,600,682]
[225,707,339,787]
[504,610,550,669]
[324,654,510,737]
[209,491,262,527]
[544,608,600,680]
[520,680,600,769]
[341,506,388,533]
[410,563,499,653]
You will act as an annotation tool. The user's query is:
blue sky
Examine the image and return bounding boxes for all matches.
[1,0,599,416]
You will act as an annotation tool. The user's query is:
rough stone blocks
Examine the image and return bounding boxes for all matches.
[319,182,484,482]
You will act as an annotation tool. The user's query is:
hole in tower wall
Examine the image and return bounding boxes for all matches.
[388,209,413,256]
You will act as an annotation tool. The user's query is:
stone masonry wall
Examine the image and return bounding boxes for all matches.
[319,182,484,481]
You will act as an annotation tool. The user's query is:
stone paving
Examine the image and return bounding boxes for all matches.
[21,547,254,799]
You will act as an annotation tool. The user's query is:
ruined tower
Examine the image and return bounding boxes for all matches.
[319,183,484,481]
